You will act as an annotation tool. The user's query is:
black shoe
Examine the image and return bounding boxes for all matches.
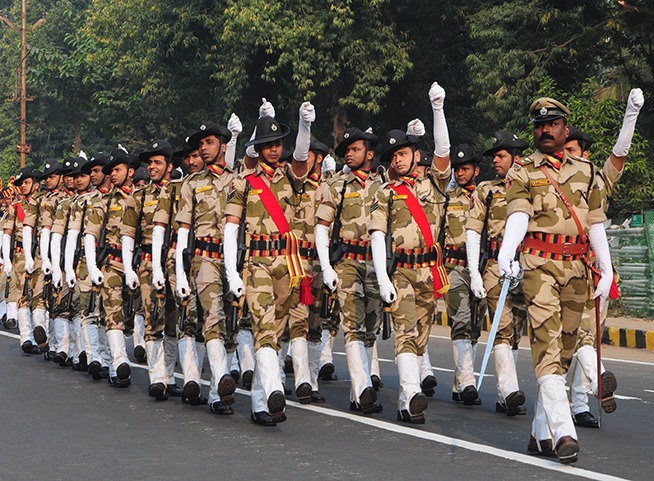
[182,381,201,401]
[4,318,17,330]
[359,386,379,415]
[217,375,236,405]
[601,371,618,413]
[310,391,326,404]
[148,382,169,401]
[78,351,88,371]
[350,401,384,413]
[210,401,234,415]
[397,409,426,424]
[527,435,556,458]
[88,361,102,380]
[452,390,462,403]
[371,374,383,391]
[503,390,526,416]
[33,326,48,351]
[267,391,286,422]
[53,352,68,366]
[116,362,131,381]
[318,363,337,381]
[409,392,429,416]
[573,411,599,428]
[133,345,147,364]
[242,370,253,390]
[555,436,579,464]
[251,411,277,426]
[283,355,293,375]
[167,384,183,397]
[21,340,41,355]
[72,361,84,371]
[230,369,240,383]
[496,402,527,415]
[100,366,110,379]
[461,385,479,406]
[108,376,131,388]
[296,382,312,404]
[46,351,57,361]
[421,375,437,395]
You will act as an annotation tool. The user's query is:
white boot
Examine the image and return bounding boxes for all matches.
[133,313,146,350]
[48,312,58,352]
[571,347,593,415]
[206,338,235,405]
[17,307,35,345]
[164,335,179,385]
[229,350,240,374]
[236,329,256,374]
[7,301,17,322]
[0,300,6,320]
[72,316,83,363]
[98,325,111,368]
[290,337,312,401]
[319,329,334,368]
[53,317,70,358]
[420,350,434,382]
[106,328,130,377]
[252,346,285,415]
[196,340,206,373]
[531,385,554,451]
[32,308,48,349]
[538,374,577,444]
[452,339,476,390]
[397,352,427,418]
[344,340,372,403]
[146,339,167,385]
[307,339,322,391]
[178,336,201,386]
[82,321,101,365]
[493,343,521,400]
[278,340,289,388]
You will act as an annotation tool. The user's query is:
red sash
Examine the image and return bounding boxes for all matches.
[14,202,25,223]
[390,183,449,298]
[245,172,313,304]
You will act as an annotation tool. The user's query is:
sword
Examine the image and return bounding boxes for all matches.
[476,274,516,391]
[595,296,603,428]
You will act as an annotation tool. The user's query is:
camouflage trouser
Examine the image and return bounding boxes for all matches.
[521,253,588,378]
[284,259,313,341]
[576,296,609,350]
[191,256,226,343]
[0,271,6,302]
[447,265,476,341]
[390,266,435,356]
[335,259,382,346]
[483,259,516,348]
[166,253,202,341]
[307,260,323,342]
[246,255,297,351]
[21,258,44,310]
[137,259,166,341]
[98,260,127,331]
[8,252,25,305]
[511,289,529,349]
[52,279,82,318]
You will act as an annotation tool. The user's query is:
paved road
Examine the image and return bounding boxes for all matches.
[1,325,652,481]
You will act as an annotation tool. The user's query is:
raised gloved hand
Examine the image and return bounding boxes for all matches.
[259,97,276,118]
[294,101,315,162]
[322,266,339,291]
[612,88,645,157]
[429,82,446,111]
[406,118,426,137]
[299,101,316,126]
[322,154,336,174]
[227,112,243,136]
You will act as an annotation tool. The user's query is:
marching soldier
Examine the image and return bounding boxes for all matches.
[84,148,136,387]
[442,144,482,405]
[466,131,529,416]
[223,101,315,426]
[175,120,238,414]
[122,140,176,400]
[3,168,43,354]
[498,97,614,464]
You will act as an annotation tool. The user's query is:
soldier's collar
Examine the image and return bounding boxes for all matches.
[118,185,133,197]
[97,186,110,194]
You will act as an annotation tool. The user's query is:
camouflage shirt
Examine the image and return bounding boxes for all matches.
[506,150,605,235]
[123,182,169,244]
[289,172,322,245]
[176,164,235,239]
[467,179,509,242]
[51,192,78,236]
[86,186,134,246]
[21,190,50,238]
[152,178,184,229]
[443,186,474,247]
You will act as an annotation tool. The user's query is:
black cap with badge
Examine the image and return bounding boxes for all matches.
[379,129,419,164]
[244,116,291,148]
[139,140,174,164]
[566,126,594,153]
[334,127,378,158]
[102,148,131,175]
[81,152,110,175]
[39,160,64,180]
[14,167,43,187]
[451,144,481,167]
[482,131,529,157]
[68,157,88,176]
[187,121,231,149]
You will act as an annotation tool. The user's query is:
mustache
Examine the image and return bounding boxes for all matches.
[539,133,555,142]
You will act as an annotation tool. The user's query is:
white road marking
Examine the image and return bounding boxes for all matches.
[0,329,633,480]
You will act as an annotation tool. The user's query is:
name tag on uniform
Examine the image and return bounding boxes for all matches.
[248,189,263,196]
[531,179,551,187]
[109,206,122,212]
[144,200,158,207]
[448,205,466,211]
[392,194,408,200]
[195,185,212,194]
[492,193,506,199]
[344,192,360,199]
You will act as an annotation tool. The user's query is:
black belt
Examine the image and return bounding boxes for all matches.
[397,250,437,265]
[250,238,284,251]
[195,238,223,254]
[300,247,315,259]
[140,244,152,255]
[443,248,466,261]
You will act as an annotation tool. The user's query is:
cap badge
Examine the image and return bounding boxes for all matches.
[389,138,396,145]
[200,124,206,130]
[271,124,278,132]
[153,143,158,148]
[458,151,464,158]
[344,133,350,139]
[185,137,189,143]
[492,137,497,144]
[539,107,548,116]
[45,163,51,169]
[74,162,78,167]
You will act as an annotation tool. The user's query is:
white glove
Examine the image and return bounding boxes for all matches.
[84,233,104,286]
[24,225,35,274]
[224,222,244,297]
[2,233,12,277]
[429,82,450,157]
[225,113,242,170]
[315,224,339,290]
[612,88,645,157]
[50,232,63,288]
[293,101,315,162]
[227,112,243,136]
[121,235,136,279]
[124,267,140,290]
[65,229,79,288]
[151,225,166,291]
[40,228,52,275]
[406,118,426,137]
[470,270,486,299]
[322,154,336,174]
[175,227,191,298]
[371,230,396,304]
[589,222,613,312]
[465,229,486,299]
[497,212,529,278]
[259,97,275,119]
